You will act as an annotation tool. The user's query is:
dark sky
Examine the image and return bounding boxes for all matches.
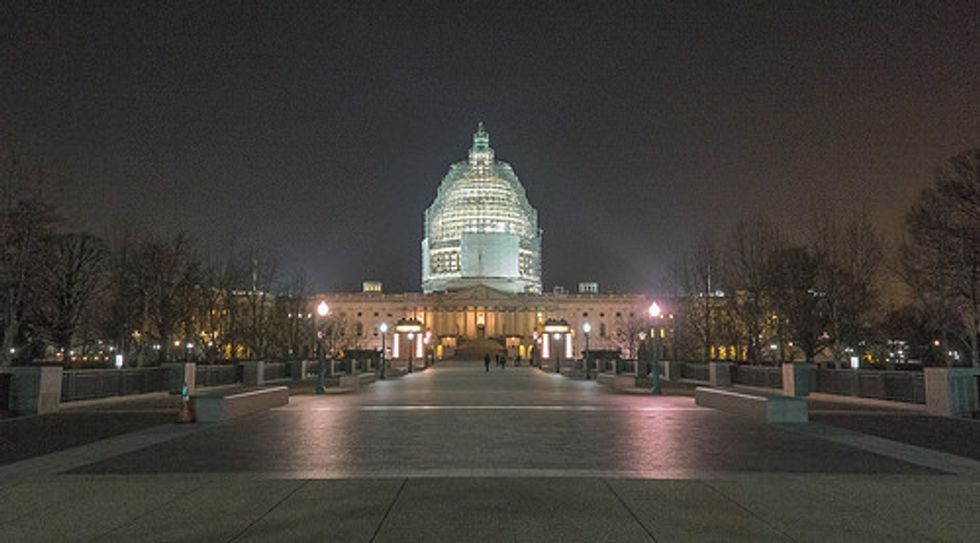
[3,1,979,294]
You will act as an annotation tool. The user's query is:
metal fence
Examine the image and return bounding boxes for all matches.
[61,368,168,402]
[263,362,288,381]
[195,364,239,387]
[681,362,710,382]
[813,369,925,404]
[731,365,783,389]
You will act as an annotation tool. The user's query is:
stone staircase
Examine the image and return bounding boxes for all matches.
[452,338,506,360]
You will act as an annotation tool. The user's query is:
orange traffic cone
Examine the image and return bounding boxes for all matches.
[177,381,195,424]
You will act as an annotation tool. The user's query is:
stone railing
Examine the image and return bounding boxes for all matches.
[195,364,240,388]
[262,362,289,382]
[681,362,710,382]
[813,369,924,404]
[61,367,168,402]
[731,365,783,389]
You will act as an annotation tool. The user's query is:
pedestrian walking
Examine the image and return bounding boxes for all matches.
[514,353,520,367]
[484,353,491,372]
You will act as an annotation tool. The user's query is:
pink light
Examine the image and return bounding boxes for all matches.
[565,334,573,359]
[542,335,550,359]
[393,333,400,358]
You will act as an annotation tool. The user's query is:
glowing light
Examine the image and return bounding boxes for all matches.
[316,301,329,317]
[648,302,661,318]
[114,354,124,368]
[553,333,561,340]
[380,322,388,333]
[582,322,591,334]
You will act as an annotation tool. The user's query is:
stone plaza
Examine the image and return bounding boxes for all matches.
[2,361,979,542]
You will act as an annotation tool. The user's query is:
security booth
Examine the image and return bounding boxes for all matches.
[540,318,572,373]
[393,318,424,373]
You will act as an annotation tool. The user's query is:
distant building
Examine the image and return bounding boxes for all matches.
[362,281,383,293]
[318,124,659,360]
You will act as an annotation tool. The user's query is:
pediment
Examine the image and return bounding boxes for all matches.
[439,284,518,302]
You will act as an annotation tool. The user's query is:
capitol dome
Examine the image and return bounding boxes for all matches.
[421,123,542,294]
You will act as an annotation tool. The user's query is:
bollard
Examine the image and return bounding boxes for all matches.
[177,381,195,423]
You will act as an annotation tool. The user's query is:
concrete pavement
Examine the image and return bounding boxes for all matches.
[1,361,979,541]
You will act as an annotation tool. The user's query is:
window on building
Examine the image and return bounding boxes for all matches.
[599,323,606,337]
[582,312,589,317]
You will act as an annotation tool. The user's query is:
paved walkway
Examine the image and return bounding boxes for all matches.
[2,362,979,541]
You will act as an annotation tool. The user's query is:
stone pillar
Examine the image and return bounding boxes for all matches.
[924,367,980,417]
[163,363,196,394]
[663,361,684,382]
[243,361,265,387]
[3,366,63,415]
[709,362,732,387]
[782,363,815,397]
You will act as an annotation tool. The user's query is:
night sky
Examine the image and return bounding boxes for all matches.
[3,1,978,294]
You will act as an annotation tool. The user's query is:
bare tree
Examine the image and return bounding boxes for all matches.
[725,216,782,364]
[806,200,883,365]
[136,233,200,364]
[35,233,107,352]
[0,157,59,364]
[902,149,980,367]
[239,248,279,359]
[672,232,722,362]
[278,271,311,359]
[613,316,646,358]
[767,245,826,362]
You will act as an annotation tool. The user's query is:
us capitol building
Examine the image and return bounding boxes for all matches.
[319,124,650,361]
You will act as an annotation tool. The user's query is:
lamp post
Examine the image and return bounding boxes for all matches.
[648,301,663,395]
[543,318,570,374]
[395,319,423,374]
[379,322,388,380]
[315,300,329,395]
[583,322,592,380]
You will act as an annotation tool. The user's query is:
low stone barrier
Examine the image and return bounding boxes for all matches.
[596,373,637,390]
[193,386,288,423]
[694,386,807,423]
[339,373,376,390]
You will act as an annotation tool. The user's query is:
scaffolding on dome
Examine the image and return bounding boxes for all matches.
[421,123,542,294]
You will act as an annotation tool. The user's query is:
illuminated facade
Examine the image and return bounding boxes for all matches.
[317,123,660,361]
[421,123,542,294]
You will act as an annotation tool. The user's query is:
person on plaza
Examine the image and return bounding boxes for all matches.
[499,353,505,369]
[484,353,491,372]
[514,353,521,367]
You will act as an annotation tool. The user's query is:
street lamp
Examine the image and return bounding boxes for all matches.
[395,318,422,373]
[315,300,330,394]
[582,322,592,379]
[379,322,388,379]
[543,318,570,374]
[647,301,663,395]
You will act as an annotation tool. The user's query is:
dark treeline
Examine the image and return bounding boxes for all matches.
[3,148,978,369]
[667,148,980,369]
[0,154,364,367]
